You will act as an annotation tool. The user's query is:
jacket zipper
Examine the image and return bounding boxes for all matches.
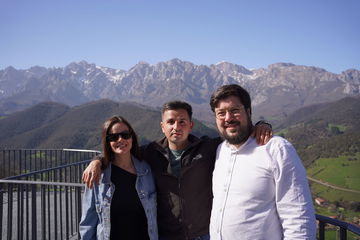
[178,155,189,240]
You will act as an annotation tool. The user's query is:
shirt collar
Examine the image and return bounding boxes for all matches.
[225,136,254,153]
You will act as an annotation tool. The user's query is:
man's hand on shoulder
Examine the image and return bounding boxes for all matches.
[82,158,102,189]
[252,121,273,145]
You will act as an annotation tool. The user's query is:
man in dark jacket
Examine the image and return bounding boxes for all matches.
[83,101,272,240]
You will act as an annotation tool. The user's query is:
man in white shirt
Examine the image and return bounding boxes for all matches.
[209,84,316,240]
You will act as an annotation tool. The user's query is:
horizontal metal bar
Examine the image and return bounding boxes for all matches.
[348,223,360,236]
[62,149,101,153]
[0,179,84,187]
[316,214,360,236]
[1,149,100,152]
[4,160,91,180]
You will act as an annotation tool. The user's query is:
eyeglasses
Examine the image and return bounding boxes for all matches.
[106,130,132,142]
[215,107,245,120]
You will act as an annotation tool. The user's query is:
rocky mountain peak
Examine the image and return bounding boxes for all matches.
[268,62,328,74]
[28,66,48,75]
[65,61,96,72]
[341,69,360,83]
[0,59,359,123]
[268,62,296,68]
[133,61,150,67]
[2,66,18,76]
[167,58,185,65]
[212,61,252,75]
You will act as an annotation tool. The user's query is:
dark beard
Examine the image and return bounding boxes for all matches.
[220,120,253,145]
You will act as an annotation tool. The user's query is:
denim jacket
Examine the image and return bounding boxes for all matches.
[79,156,158,240]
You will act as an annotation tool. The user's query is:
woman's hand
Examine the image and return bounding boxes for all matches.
[82,159,102,189]
[252,122,273,145]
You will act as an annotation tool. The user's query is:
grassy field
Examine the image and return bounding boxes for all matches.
[307,154,360,191]
[310,183,360,202]
[318,230,359,240]
[315,204,359,220]
[306,154,360,232]
[327,123,348,132]
[307,154,360,202]
[307,153,360,234]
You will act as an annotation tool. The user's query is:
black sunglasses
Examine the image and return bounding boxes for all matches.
[106,130,132,142]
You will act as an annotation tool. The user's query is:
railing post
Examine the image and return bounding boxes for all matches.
[0,183,3,240]
[19,150,23,176]
[12,150,15,177]
[47,185,51,240]
[54,185,58,240]
[31,184,37,240]
[20,184,25,240]
[24,150,27,174]
[8,183,13,240]
[65,186,70,240]
[60,184,64,239]
[339,227,347,240]
[17,184,22,240]
[318,220,325,240]
[1,150,4,178]
[26,185,29,239]
[41,185,46,240]
[76,186,82,239]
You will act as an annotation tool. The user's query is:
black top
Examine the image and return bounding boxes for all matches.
[110,164,149,240]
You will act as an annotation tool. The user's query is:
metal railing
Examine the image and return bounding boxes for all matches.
[1,149,360,239]
[2,178,360,240]
[0,179,83,240]
[316,214,360,240]
[0,149,99,179]
[0,149,99,240]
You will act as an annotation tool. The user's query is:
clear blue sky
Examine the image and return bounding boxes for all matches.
[1,0,359,73]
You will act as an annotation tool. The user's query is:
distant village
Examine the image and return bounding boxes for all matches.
[314,197,360,227]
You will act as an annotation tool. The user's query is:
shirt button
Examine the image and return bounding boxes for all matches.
[219,208,223,212]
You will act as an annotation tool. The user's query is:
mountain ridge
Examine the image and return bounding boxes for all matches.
[1,59,359,123]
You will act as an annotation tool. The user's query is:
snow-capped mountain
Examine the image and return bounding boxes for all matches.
[0,59,359,122]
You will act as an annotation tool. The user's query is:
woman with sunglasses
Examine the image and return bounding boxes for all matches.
[80,116,158,240]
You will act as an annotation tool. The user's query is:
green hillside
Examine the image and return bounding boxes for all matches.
[0,99,218,149]
[276,97,360,223]
[308,155,360,191]
[0,102,70,139]
[276,96,360,167]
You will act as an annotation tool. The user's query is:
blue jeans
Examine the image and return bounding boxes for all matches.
[191,234,210,240]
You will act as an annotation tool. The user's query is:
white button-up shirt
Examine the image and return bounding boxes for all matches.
[210,136,316,240]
